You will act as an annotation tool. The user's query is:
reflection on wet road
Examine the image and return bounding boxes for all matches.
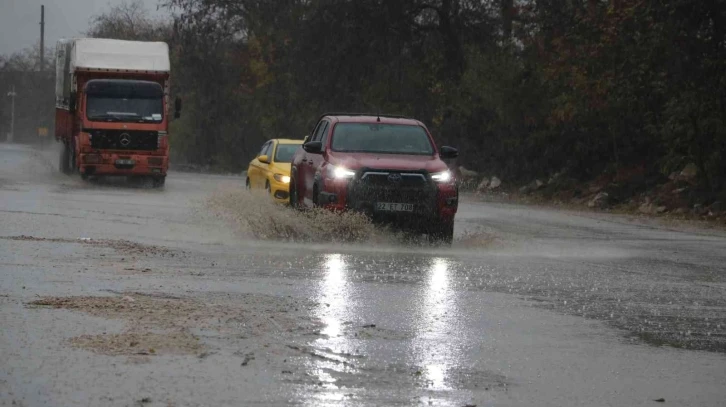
[1,144,726,406]
[416,258,456,391]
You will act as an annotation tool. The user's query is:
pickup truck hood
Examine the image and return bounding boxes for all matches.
[328,152,447,173]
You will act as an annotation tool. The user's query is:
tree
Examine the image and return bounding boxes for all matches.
[86,0,171,41]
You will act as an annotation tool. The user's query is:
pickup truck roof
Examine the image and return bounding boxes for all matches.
[318,113,424,127]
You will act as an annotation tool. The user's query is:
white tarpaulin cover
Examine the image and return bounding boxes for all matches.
[70,38,170,72]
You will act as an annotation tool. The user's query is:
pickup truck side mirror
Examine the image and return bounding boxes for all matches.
[303,141,323,154]
[440,146,459,159]
[174,97,182,119]
[69,92,77,113]
[258,154,270,164]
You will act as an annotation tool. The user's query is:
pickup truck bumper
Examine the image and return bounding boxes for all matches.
[80,152,168,176]
[321,169,457,228]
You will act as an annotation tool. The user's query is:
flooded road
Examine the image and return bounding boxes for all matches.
[1,143,725,406]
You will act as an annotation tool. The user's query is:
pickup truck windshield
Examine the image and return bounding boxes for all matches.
[331,123,434,155]
[85,79,164,123]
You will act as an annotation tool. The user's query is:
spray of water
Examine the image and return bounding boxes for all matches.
[206,187,499,248]
[207,188,385,243]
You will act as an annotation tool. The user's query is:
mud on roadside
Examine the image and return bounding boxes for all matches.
[27,292,320,357]
[0,235,175,257]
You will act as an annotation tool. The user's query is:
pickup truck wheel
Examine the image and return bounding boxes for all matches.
[312,184,320,207]
[289,177,300,209]
[59,143,71,174]
[428,221,454,245]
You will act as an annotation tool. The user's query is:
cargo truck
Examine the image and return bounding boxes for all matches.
[55,38,180,187]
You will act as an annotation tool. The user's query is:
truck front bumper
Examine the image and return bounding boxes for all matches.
[80,153,168,176]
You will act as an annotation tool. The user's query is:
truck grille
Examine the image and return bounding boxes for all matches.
[90,130,158,151]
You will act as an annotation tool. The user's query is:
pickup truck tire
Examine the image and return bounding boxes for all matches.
[59,143,71,174]
[312,184,320,207]
[289,176,301,209]
[428,221,454,245]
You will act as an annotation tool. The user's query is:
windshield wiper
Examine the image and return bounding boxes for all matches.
[88,113,145,122]
[88,113,123,122]
[137,116,163,123]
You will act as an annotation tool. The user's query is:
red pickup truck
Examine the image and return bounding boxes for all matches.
[290,113,459,243]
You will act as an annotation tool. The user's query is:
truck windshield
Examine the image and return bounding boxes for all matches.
[85,80,164,123]
[274,144,300,163]
[331,123,434,155]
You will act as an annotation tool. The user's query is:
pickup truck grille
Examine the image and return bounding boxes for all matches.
[90,130,158,151]
[360,171,428,188]
[347,170,436,214]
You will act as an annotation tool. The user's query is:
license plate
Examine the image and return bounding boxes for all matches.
[375,202,414,212]
[115,159,135,165]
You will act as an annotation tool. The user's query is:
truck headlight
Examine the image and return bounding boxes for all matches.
[431,170,452,183]
[329,165,355,179]
[273,173,291,184]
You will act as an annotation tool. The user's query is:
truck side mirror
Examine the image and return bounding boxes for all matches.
[174,97,182,119]
[69,92,77,113]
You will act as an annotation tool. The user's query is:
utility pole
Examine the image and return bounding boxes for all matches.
[7,86,16,143]
[40,5,45,71]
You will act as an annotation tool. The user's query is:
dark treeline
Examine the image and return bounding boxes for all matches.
[2,0,725,199]
[163,0,725,197]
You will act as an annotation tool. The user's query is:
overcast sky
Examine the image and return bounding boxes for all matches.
[0,0,164,56]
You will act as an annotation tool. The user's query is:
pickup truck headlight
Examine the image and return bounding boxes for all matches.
[328,165,356,179]
[431,170,452,183]
[273,173,291,184]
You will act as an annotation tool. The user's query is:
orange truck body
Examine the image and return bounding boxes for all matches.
[54,38,174,183]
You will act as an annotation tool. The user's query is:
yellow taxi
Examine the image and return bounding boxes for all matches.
[246,139,303,203]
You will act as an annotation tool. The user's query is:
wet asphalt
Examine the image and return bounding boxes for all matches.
[1,143,725,407]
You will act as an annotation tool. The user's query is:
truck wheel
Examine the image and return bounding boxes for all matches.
[428,221,454,245]
[152,176,166,188]
[68,140,77,174]
[80,172,89,181]
[59,143,71,174]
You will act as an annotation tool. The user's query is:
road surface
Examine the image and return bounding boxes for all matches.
[1,143,725,407]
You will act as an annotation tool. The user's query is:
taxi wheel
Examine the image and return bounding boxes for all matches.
[245,178,250,190]
[265,181,271,194]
